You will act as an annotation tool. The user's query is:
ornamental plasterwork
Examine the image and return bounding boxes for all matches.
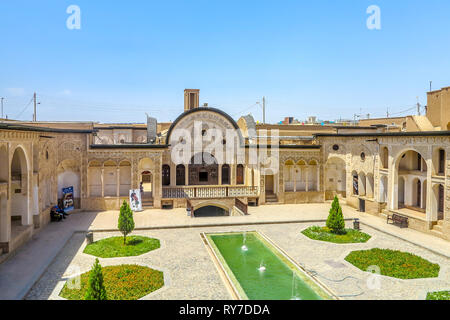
[279,151,320,164]
[169,111,238,143]
[57,141,83,163]
[0,130,37,140]
[390,145,431,160]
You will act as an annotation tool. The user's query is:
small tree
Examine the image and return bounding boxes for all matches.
[85,258,107,300]
[326,196,345,234]
[118,200,135,245]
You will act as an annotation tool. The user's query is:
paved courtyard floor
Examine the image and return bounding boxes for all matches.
[26,221,450,300]
[1,202,449,300]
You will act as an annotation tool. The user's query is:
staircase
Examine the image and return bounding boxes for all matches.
[431,220,444,237]
[141,192,154,209]
[265,192,278,204]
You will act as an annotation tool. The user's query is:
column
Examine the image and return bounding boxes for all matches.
[87,167,90,198]
[101,168,104,198]
[218,164,222,185]
[426,158,434,222]
[231,164,236,185]
[0,192,9,244]
[293,166,297,192]
[170,163,176,186]
[21,169,31,226]
[305,167,309,192]
[316,165,320,192]
[388,153,396,210]
[116,167,120,197]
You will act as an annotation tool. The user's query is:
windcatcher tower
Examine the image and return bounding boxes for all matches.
[184,89,200,112]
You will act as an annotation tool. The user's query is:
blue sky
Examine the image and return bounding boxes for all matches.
[1,0,449,123]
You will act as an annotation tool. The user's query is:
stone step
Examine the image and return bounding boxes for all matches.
[437,220,444,226]
[142,203,153,207]
[432,224,443,233]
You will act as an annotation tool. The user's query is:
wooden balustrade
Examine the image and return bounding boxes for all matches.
[162,186,259,199]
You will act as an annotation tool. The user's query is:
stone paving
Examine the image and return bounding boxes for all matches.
[26,221,450,300]
[87,203,349,231]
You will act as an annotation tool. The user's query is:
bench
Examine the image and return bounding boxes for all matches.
[387,213,408,228]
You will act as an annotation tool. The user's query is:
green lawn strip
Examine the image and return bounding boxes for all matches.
[60,265,164,300]
[426,291,450,300]
[301,226,371,244]
[345,248,440,279]
[83,235,160,258]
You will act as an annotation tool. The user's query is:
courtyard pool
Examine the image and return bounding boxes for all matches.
[205,231,335,300]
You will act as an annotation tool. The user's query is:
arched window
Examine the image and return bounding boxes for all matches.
[438,149,445,175]
[222,164,230,185]
[176,165,185,186]
[352,172,359,195]
[358,172,366,196]
[162,165,171,186]
[381,147,388,169]
[236,164,244,185]
[438,184,444,220]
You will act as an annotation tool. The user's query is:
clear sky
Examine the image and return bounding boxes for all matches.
[1,0,449,124]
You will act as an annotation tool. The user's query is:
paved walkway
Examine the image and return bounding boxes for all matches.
[1,202,449,300]
[0,212,98,300]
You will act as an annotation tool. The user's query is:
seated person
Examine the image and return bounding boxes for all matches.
[50,206,63,222]
[56,205,68,219]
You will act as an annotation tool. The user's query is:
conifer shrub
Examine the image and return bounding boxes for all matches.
[118,200,135,244]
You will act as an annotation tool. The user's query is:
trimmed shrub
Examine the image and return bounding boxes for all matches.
[118,200,135,244]
[326,196,345,233]
[85,258,107,300]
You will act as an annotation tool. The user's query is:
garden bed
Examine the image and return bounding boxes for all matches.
[60,264,164,300]
[426,291,450,300]
[345,248,440,279]
[83,235,160,258]
[301,226,371,244]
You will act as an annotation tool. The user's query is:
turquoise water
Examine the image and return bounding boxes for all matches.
[209,232,324,300]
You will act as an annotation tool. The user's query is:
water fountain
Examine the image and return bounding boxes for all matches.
[241,231,248,251]
[207,231,327,300]
[258,261,266,272]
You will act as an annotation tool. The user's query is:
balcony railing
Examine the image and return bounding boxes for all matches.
[162,185,259,199]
